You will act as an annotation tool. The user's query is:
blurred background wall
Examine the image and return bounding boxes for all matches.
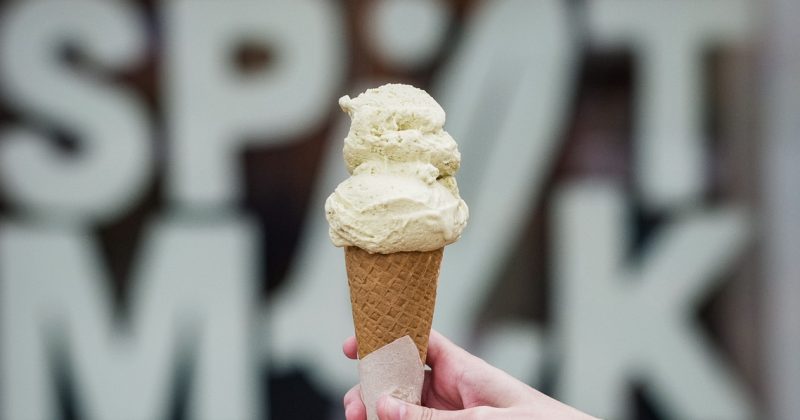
[0,0,797,419]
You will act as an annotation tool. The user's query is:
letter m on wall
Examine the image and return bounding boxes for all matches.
[0,218,259,420]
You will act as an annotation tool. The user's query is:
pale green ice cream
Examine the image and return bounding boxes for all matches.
[325,84,468,254]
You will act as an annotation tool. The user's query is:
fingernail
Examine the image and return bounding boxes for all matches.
[381,396,406,420]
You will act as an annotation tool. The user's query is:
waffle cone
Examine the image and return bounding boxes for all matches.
[345,246,442,363]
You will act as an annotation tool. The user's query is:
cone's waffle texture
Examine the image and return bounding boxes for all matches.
[345,246,442,363]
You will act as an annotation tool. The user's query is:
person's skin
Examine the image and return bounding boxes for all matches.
[342,330,599,420]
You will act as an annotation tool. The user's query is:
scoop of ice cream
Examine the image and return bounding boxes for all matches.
[339,84,461,178]
[325,84,468,254]
[326,161,467,253]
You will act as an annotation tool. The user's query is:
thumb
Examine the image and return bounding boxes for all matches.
[376,396,461,420]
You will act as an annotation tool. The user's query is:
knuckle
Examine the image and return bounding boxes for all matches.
[467,406,492,419]
[342,385,359,407]
[467,406,505,420]
[416,406,435,420]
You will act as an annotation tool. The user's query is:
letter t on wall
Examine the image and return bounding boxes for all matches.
[587,0,751,210]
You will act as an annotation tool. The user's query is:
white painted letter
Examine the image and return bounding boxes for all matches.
[0,217,259,420]
[433,0,574,355]
[0,0,150,223]
[553,182,753,419]
[588,0,751,209]
[166,0,344,209]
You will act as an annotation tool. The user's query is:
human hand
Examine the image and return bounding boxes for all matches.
[342,330,598,419]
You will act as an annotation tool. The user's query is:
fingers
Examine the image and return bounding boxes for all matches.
[377,395,496,420]
[377,395,436,420]
[346,331,462,365]
[343,335,358,360]
[343,385,366,420]
[342,336,362,418]
[426,330,538,408]
[425,329,472,368]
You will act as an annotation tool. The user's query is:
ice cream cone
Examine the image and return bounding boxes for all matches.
[345,246,443,363]
[327,84,467,420]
